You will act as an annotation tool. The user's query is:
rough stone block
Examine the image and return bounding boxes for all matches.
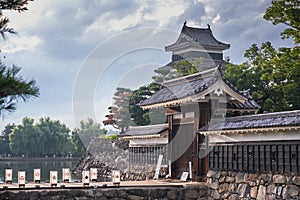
[207,177,213,184]
[282,187,290,199]
[250,186,258,198]
[166,190,177,200]
[210,180,219,190]
[244,173,258,182]
[272,174,286,184]
[226,176,235,183]
[184,189,199,199]
[219,175,225,183]
[215,171,221,179]
[228,194,239,200]
[211,189,221,199]
[207,170,217,178]
[221,192,230,199]
[249,181,256,186]
[261,173,272,182]
[292,176,300,186]
[228,183,236,192]
[257,185,266,200]
[218,183,229,194]
[275,186,282,197]
[266,194,275,200]
[237,183,249,197]
[289,185,299,197]
[235,173,245,183]
[267,183,275,194]
[221,171,228,176]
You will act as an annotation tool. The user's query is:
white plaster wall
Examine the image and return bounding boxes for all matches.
[129,137,168,147]
[208,130,300,143]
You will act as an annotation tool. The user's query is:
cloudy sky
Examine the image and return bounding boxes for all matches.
[0,0,293,131]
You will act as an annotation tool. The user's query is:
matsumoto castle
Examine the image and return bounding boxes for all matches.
[121,22,300,181]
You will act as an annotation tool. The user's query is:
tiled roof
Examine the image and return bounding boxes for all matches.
[200,110,300,131]
[166,23,230,50]
[161,59,226,70]
[138,67,260,110]
[121,124,168,136]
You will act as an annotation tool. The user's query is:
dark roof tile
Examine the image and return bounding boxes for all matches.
[121,124,168,136]
[166,23,230,50]
[201,110,300,131]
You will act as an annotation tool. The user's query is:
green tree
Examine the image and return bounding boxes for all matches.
[225,42,300,112]
[103,88,134,131]
[74,118,107,150]
[9,117,72,157]
[0,0,38,116]
[9,117,40,157]
[0,0,33,39]
[264,0,300,44]
[130,83,164,126]
[0,123,14,156]
[173,60,198,76]
[71,128,86,157]
[36,117,71,157]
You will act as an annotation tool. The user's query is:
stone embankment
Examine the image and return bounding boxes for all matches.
[0,186,208,200]
[206,170,300,199]
[74,138,167,181]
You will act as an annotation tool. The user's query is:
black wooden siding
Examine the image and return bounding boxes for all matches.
[209,141,300,173]
[129,145,168,165]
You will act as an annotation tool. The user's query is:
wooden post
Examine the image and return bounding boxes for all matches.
[167,114,175,178]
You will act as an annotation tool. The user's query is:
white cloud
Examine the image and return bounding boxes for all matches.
[1,35,42,53]
[143,1,187,26]
[212,14,221,24]
[0,0,294,132]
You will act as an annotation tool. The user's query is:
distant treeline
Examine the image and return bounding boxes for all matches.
[0,117,107,157]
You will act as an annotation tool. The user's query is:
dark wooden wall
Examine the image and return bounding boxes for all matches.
[209,140,300,173]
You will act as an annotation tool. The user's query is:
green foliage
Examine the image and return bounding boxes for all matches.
[9,117,72,157]
[0,123,14,155]
[225,42,300,112]
[103,87,134,131]
[73,118,107,155]
[129,83,161,126]
[174,60,198,76]
[264,0,300,44]
[36,117,72,156]
[0,62,39,116]
[0,1,38,116]
[106,134,119,140]
[0,0,33,39]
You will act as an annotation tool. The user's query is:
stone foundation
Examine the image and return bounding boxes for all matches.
[206,170,300,199]
[73,138,167,181]
[0,186,208,200]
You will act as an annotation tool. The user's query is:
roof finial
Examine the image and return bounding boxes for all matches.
[207,24,210,30]
[184,21,187,26]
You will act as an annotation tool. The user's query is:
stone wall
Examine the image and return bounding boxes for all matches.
[206,170,300,199]
[73,138,167,181]
[0,186,208,200]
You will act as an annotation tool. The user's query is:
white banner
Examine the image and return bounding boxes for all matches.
[153,155,163,180]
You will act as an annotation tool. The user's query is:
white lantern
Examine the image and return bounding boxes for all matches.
[18,171,26,187]
[50,171,58,187]
[82,170,90,186]
[34,169,41,183]
[5,169,13,184]
[90,168,97,182]
[112,170,120,186]
[62,168,70,182]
